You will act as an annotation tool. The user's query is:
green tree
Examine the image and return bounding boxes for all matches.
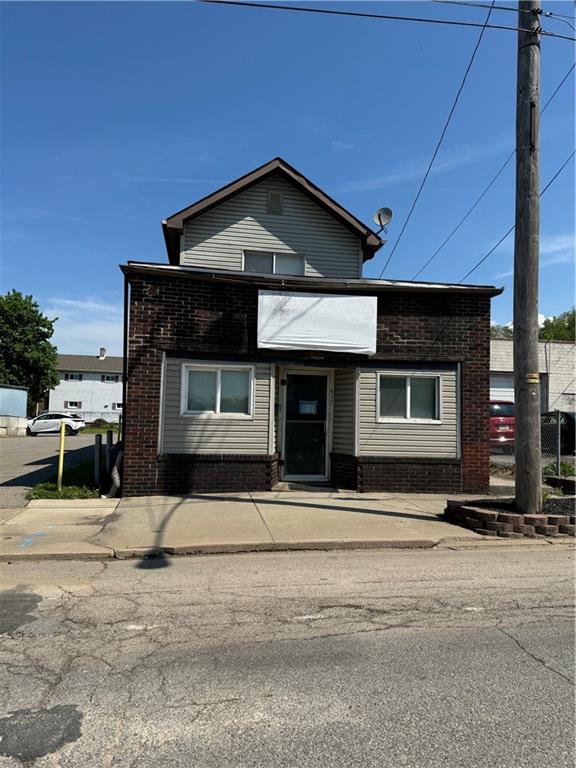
[0,290,59,414]
[539,308,576,342]
[490,323,513,339]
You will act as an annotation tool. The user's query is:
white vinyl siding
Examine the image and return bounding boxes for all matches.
[332,369,355,453]
[162,358,272,454]
[181,174,362,279]
[358,367,458,457]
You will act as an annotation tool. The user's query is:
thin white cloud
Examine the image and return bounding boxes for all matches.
[496,315,553,328]
[494,232,575,279]
[340,135,512,192]
[123,176,223,184]
[44,297,123,356]
[331,141,354,151]
[2,208,84,223]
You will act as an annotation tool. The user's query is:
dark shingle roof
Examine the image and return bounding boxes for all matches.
[57,354,123,373]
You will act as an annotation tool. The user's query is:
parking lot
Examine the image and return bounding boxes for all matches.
[0,433,95,508]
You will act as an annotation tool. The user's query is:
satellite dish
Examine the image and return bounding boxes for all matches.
[373,207,393,228]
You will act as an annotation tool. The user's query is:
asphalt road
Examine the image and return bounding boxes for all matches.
[0,546,573,767]
[0,434,95,508]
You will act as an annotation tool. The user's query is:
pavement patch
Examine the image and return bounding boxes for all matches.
[0,705,82,762]
[0,587,41,633]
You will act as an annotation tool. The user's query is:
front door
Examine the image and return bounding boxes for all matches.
[283,373,328,479]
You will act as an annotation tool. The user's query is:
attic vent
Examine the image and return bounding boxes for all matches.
[267,190,283,215]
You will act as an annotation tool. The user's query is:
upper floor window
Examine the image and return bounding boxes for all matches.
[101,375,120,383]
[64,373,83,381]
[378,374,441,423]
[243,250,304,277]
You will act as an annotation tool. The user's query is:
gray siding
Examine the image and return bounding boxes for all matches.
[358,368,458,458]
[332,369,356,454]
[181,174,362,279]
[162,359,272,454]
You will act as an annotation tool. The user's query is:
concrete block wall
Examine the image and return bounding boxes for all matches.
[490,339,575,411]
[0,416,28,437]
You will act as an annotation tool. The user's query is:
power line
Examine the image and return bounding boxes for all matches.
[412,151,514,279]
[434,0,576,23]
[541,62,575,111]
[199,1,576,41]
[378,1,496,277]
[411,62,575,279]
[458,150,575,283]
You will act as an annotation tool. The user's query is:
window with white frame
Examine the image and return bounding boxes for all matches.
[181,365,254,417]
[112,403,123,410]
[65,401,82,408]
[378,374,441,422]
[64,373,83,381]
[101,375,120,383]
[243,250,304,277]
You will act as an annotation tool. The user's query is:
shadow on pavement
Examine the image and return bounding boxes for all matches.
[0,445,94,488]
[135,497,190,569]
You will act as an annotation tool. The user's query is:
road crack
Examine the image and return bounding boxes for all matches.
[497,626,574,685]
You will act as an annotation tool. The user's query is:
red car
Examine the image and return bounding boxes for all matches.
[490,400,515,451]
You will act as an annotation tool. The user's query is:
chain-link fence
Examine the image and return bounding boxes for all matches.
[491,408,576,478]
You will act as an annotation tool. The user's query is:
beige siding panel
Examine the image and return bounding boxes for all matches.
[162,359,271,454]
[181,174,362,279]
[358,368,458,458]
[332,369,355,454]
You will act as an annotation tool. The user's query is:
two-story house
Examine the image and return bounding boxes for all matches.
[121,158,501,496]
[49,349,123,423]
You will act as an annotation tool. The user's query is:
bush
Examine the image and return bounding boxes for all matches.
[542,461,576,478]
[90,418,111,428]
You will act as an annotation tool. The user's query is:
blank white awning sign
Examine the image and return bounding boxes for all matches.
[257,290,377,355]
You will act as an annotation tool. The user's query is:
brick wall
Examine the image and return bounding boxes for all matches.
[157,454,278,494]
[358,457,462,493]
[123,272,492,495]
[331,454,462,493]
[330,453,359,490]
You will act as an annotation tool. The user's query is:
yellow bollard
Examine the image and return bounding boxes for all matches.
[57,421,66,493]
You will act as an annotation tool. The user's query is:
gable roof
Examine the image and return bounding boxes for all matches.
[57,354,123,373]
[161,157,384,265]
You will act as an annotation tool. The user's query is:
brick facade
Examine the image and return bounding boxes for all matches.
[157,454,279,494]
[331,453,462,493]
[123,270,492,496]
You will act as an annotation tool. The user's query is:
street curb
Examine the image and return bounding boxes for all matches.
[0,535,573,562]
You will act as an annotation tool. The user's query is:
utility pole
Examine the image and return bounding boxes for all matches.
[513,0,542,514]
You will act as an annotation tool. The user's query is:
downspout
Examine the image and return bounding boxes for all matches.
[121,273,129,442]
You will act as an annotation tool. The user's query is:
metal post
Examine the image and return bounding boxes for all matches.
[513,0,542,514]
[556,409,561,477]
[105,430,113,474]
[94,434,102,491]
[57,421,65,493]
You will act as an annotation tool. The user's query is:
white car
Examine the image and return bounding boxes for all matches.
[27,412,86,436]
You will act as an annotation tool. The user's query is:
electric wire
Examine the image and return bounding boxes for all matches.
[434,0,576,24]
[199,1,576,41]
[458,150,575,282]
[411,62,575,279]
[378,0,496,277]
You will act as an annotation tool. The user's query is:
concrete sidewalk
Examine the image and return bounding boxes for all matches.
[0,489,570,561]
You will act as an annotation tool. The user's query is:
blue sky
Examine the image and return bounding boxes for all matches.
[1,1,574,355]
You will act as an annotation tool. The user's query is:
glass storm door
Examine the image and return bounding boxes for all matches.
[284,374,328,478]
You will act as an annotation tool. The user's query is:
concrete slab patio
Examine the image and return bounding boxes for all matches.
[0,490,568,561]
